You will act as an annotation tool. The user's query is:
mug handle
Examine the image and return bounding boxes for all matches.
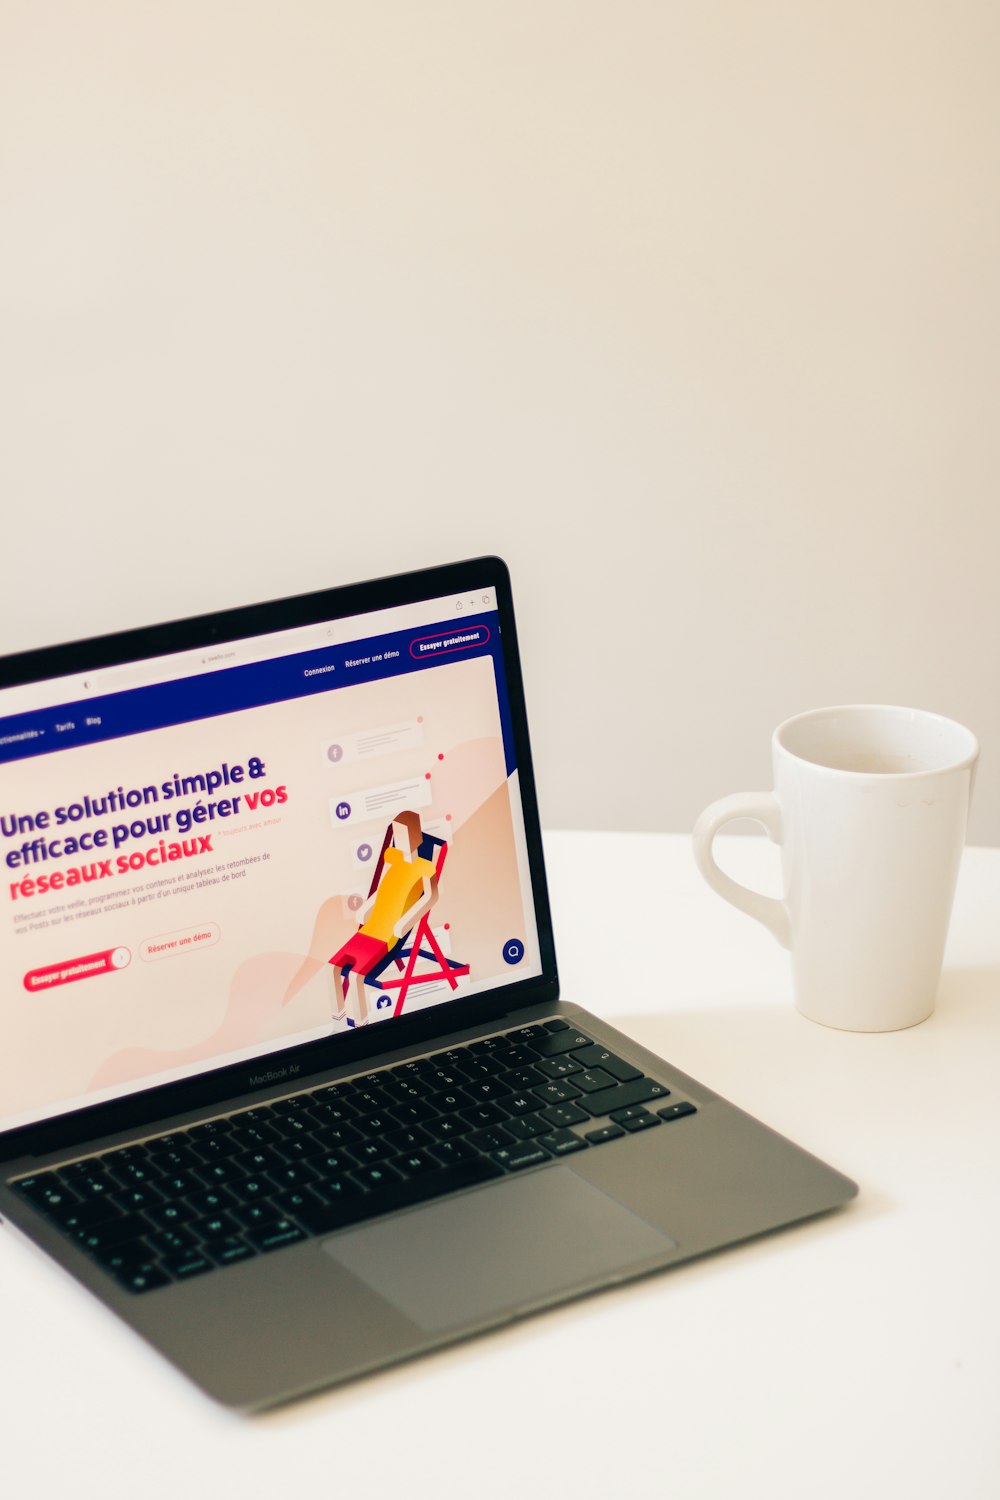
[692,792,791,948]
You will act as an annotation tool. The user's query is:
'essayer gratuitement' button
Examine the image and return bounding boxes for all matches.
[23,947,131,993]
[409,625,491,660]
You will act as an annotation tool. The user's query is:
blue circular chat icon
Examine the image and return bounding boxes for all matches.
[502,938,524,966]
[335,801,352,821]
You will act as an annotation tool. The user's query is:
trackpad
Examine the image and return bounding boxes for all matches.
[323,1167,677,1332]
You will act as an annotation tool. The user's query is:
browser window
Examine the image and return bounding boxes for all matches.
[0,588,541,1132]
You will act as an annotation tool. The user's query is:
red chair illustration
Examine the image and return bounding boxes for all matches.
[330,811,469,1026]
[372,835,469,1016]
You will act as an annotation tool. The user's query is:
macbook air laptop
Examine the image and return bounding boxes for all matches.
[0,556,856,1409]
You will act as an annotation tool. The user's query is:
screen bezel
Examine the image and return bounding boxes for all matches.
[0,556,559,1161]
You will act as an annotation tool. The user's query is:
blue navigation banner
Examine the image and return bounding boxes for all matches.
[0,613,517,777]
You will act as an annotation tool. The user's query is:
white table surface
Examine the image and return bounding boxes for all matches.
[2,831,998,1499]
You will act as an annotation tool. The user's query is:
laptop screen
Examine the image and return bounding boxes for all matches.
[0,576,543,1133]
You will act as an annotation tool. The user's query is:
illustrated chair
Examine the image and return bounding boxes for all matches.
[338,828,469,1024]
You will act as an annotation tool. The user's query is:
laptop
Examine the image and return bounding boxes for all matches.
[0,556,856,1409]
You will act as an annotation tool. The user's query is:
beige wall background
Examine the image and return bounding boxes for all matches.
[2,2,998,841]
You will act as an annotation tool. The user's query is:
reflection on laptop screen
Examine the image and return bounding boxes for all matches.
[0,585,541,1132]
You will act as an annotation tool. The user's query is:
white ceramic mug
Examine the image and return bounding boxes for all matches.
[692,705,979,1031]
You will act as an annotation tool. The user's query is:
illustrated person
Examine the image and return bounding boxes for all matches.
[329,809,438,1026]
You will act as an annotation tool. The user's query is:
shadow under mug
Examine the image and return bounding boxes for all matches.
[692,705,979,1032]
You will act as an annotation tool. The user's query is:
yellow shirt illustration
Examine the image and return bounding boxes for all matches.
[360,846,435,945]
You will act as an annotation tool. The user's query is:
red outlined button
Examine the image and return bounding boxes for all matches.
[139,923,220,962]
[409,625,491,660]
[23,947,131,993]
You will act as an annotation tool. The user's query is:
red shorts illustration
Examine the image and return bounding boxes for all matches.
[329,931,389,978]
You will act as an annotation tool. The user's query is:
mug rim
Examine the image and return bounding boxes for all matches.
[773,703,980,778]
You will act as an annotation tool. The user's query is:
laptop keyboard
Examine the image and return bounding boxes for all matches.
[10,1019,696,1294]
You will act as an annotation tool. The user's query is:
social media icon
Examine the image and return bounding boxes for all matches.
[327,743,344,763]
[335,802,352,821]
[357,843,373,862]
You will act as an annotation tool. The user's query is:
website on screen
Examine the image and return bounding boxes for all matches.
[0,591,540,1131]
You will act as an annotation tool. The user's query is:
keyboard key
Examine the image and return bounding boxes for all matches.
[349,1163,403,1192]
[147,1146,200,1173]
[577,1077,671,1117]
[229,1123,281,1151]
[571,1068,618,1094]
[232,1202,273,1229]
[427,1088,474,1114]
[354,1087,393,1114]
[311,1176,364,1209]
[267,1161,319,1190]
[468,1036,507,1054]
[51,1198,119,1231]
[388,1101,437,1126]
[157,1171,199,1199]
[310,1152,354,1178]
[585,1125,626,1144]
[118,1264,171,1294]
[466,1126,515,1153]
[385,1125,433,1153]
[503,1112,550,1141]
[539,1102,590,1129]
[657,1101,698,1123]
[426,1139,478,1166]
[16,1175,80,1212]
[428,1068,466,1090]
[194,1212,239,1241]
[74,1213,149,1253]
[271,1094,313,1114]
[110,1185,163,1214]
[185,1182,236,1218]
[244,1219,307,1254]
[504,1092,543,1116]
[619,1112,661,1134]
[531,1080,582,1106]
[352,1112,394,1138]
[317,1122,363,1148]
[208,1236,256,1267]
[393,1151,439,1179]
[350,1137,397,1165]
[145,1227,199,1258]
[272,1139,318,1163]
[535,1056,582,1080]
[273,1189,324,1220]
[93,1239,155,1273]
[305,1100,357,1126]
[537,1130,587,1157]
[460,1055,507,1079]
[188,1118,233,1141]
[106,1159,162,1188]
[145,1201,199,1231]
[461,1077,510,1102]
[530,1030,591,1057]
[426,1115,471,1141]
[161,1250,214,1280]
[192,1160,246,1187]
[491,1144,551,1171]
[293,1158,504,1236]
[498,1067,546,1092]
[569,1044,642,1082]
[544,1018,570,1031]
[460,1103,509,1128]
